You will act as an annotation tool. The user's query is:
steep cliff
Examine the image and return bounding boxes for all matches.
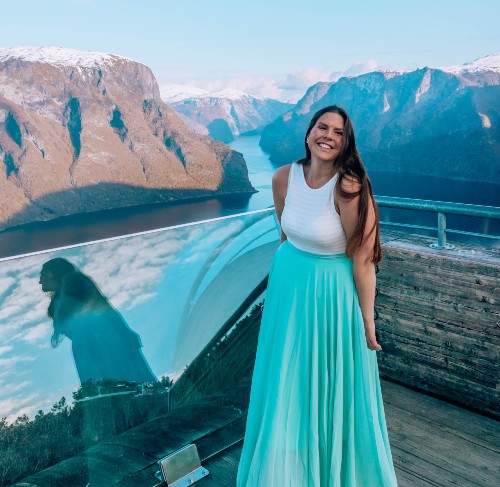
[260,54,500,184]
[0,47,254,230]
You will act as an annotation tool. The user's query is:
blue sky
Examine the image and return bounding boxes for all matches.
[1,0,499,100]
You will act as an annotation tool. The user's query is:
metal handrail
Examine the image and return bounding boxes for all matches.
[0,207,276,263]
[375,195,500,249]
[375,196,500,219]
[1,197,498,262]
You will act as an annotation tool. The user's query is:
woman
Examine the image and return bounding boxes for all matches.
[40,257,157,385]
[236,106,398,486]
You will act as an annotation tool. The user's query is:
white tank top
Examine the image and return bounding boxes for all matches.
[280,162,347,255]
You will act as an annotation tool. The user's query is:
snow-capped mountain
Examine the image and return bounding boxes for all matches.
[260,54,500,184]
[440,52,500,74]
[0,45,135,68]
[161,84,211,103]
[0,46,254,230]
[164,86,293,143]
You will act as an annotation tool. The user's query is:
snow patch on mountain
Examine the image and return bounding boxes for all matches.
[0,46,135,68]
[440,53,500,74]
[415,69,432,103]
[162,86,267,104]
[382,93,390,113]
[209,88,263,101]
[161,85,210,103]
[478,113,492,128]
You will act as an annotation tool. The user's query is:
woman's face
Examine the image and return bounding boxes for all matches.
[306,112,344,164]
[39,267,58,292]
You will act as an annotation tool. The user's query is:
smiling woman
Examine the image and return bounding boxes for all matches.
[305,111,344,171]
[237,105,397,486]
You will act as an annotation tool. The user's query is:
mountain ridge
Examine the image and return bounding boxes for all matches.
[166,89,293,143]
[259,58,500,184]
[0,46,254,231]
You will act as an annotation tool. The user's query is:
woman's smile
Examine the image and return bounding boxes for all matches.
[307,112,345,163]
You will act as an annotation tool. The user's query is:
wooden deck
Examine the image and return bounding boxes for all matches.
[197,379,500,487]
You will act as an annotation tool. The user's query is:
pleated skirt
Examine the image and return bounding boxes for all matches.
[236,240,398,486]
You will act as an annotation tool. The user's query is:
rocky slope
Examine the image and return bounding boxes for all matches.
[165,87,293,143]
[0,47,254,230]
[260,54,500,184]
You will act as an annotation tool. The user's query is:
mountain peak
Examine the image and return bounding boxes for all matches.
[161,85,211,103]
[162,85,261,103]
[209,88,259,100]
[0,46,135,68]
[439,53,500,74]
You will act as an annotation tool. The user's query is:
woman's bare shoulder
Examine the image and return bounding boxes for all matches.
[272,163,292,188]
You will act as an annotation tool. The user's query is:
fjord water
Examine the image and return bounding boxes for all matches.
[0,135,499,258]
[229,136,500,244]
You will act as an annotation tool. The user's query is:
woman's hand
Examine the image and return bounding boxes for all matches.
[363,316,382,351]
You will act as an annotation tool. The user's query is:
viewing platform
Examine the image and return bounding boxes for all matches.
[2,201,499,487]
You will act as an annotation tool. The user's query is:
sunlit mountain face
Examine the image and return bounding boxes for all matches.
[0,47,254,231]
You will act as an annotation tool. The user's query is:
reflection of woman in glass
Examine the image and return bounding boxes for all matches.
[237,106,397,486]
[40,258,156,384]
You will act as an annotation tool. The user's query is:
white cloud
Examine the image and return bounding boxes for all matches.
[22,322,52,344]
[0,345,13,355]
[159,60,393,104]
[278,67,333,90]
[2,392,39,423]
[0,380,31,395]
[0,354,37,368]
[0,276,16,296]
[343,60,391,77]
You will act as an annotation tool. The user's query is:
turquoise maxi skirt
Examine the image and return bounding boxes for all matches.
[236,240,398,486]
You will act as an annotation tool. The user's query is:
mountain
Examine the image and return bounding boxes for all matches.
[0,47,254,230]
[165,87,293,143]
[259,54,500,184]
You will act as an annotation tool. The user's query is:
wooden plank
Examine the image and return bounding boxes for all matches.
[202,457,238,486]
[394,467,437,487]
[171,379,500,487]
[386,409,499,484]
[376,310,499,368]
[379,357,499,417]
[380,381,500,445]
[377,282,499,324]
[391,444,485,487]
[377,295,500,343]
[373,232,500,417]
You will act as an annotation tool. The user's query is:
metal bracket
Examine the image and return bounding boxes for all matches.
[156,444,209,486]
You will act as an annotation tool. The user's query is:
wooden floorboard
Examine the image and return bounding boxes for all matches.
[197,379,500,486]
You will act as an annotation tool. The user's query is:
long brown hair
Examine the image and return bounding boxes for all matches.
[297,105,382,263]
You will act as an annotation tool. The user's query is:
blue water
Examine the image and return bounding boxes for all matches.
[0,135,498,259]
[229,135,275,210]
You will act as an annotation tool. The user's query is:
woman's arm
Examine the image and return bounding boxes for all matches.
[272,164,291,244]
[336,177,382,351]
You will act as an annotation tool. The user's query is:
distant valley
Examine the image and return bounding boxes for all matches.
[164,87,293,143]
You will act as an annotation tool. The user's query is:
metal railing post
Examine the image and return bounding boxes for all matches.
[438,212,446,248]
[429,212,455,249]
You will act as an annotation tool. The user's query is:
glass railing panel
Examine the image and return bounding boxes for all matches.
[0,209,280,487]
